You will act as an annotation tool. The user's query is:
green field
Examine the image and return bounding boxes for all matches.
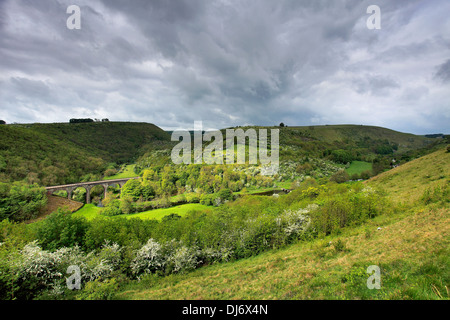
[73,203,211,221]
[72,204,102,219]
[123,203,211,220]
[346,161,373,176]
[103,164,138,180]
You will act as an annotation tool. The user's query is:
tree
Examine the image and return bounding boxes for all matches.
[121,179,143,201]
[35,208,89,250]
[279,123,285,127]
[0,182,47,222]
[0,120,6,125]
[330,169,350,183]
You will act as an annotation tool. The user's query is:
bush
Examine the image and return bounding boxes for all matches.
[100,199,122,216]
[330,169,350,183]
[130,238,165,276]
[76,278,119,300]
[165,242,201,274]
[35,208,89,251]
[360,170,372,180]
[0,182,47,222]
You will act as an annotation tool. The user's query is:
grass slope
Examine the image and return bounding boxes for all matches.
[367,148,449,204]
[103,164,138,180]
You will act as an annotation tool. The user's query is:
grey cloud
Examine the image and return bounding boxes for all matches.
[435,59,450,83]
[0,0,449,134]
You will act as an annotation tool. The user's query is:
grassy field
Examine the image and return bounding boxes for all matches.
[123,203,212,220]
[346,161,373,176]
[72,203,211,221]
[72,204,102,219]
[103,164,138,180]
[115,147,449,300]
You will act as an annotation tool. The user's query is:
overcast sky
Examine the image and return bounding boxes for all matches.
[0,0,449,134]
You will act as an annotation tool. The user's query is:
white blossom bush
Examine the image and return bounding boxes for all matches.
[15,241,64,287]
[201,246,233,263]
[278,205,315,237]
[130,238,165,276]
[97,241,122,269]
[12,241,119,296]
[81,253,114,282]
[166,245,201,273]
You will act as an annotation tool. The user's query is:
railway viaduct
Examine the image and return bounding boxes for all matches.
[45,177,139,204]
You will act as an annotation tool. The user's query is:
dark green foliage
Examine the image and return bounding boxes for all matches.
[34,208,89,251]
[330,169,350,183]
[0,182,47,222]
[331,150,353,164]
[0,125,106,185]
[83,217,157,251]
[69,118,94,123]
[0,122,172,186]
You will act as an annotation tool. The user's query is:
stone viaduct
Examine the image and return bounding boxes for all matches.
[45,177,139,204]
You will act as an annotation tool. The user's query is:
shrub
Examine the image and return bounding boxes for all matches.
[330,169,350,183]
[100,199,122,216]
[76,277,119,300]
[360,170,372,180]
[35,208,89,251]
[165,244,201,274]
[130,239,165,276]
[0,182,47,222]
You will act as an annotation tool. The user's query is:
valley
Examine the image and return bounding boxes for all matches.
[0,121,448,300]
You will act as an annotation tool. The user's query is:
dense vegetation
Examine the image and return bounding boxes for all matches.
[0,179,394,299]
[0,122,171,186]
[0,182,47,222]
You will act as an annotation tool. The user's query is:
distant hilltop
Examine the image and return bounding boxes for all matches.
[69,118,109,123]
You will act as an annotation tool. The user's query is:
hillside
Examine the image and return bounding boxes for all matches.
[367,147,450,204]
[286,124,433,151]
[0,124,105,185]
[26,121,172,163]
[0,122,172,185]
[116,147,449,300]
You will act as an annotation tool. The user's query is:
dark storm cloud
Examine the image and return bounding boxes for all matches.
[0,0,449,134]
[435,59,450,83]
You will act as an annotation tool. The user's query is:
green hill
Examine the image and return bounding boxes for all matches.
[28,121,171,163]
[0,122,171,185]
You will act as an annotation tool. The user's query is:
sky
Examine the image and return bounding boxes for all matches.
[0,0,449,134]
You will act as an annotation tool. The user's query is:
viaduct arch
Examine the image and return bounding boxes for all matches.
[45,177,139,204]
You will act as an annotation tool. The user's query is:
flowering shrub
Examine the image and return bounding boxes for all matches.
[15,241,64,287]
[166,245,201,274]
[130,238,165,276]
[8,240,120,298]
[279,205,314,238]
